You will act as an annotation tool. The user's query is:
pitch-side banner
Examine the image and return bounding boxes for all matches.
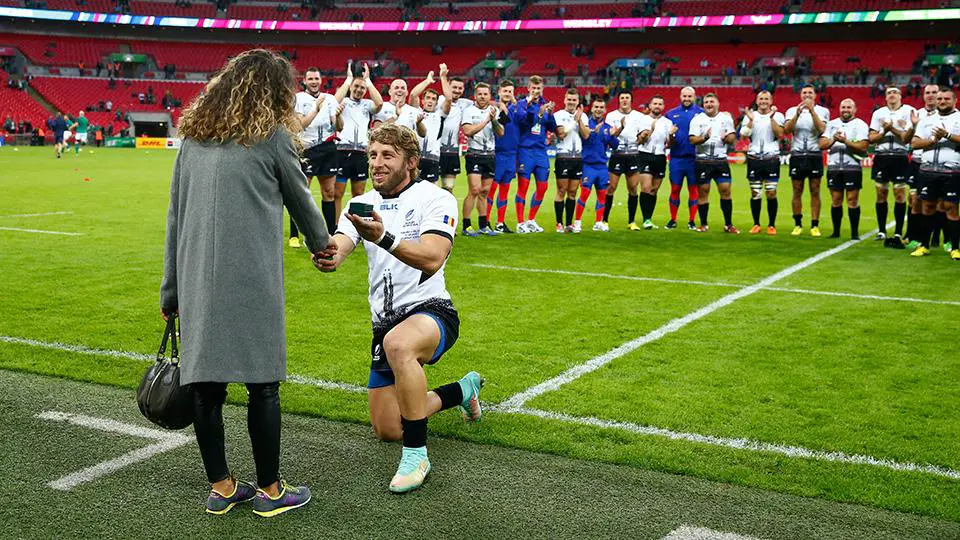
[0,6,956,33]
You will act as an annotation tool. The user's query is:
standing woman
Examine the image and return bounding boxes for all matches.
[160,49,334,517]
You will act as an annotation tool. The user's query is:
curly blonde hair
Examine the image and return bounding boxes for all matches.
[369,123,421,179]
[178,49,300,147]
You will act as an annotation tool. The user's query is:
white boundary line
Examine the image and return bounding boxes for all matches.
[5,331,960,481]
[498,226,888,410]
[0,211,74,218]
[662,525,763,540]
[471,264,960,307]
[0,226,83,236]
[37,410,193,491]
[497,406,960,481]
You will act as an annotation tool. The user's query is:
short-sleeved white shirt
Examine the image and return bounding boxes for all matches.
[869,104,916,155]
[605,109,645,155]
[461,104,496,155]
[337,97,377,150]
[553,109,583,157]
[437,95,474,154]
[915,110,960,171]
[823,117,870,170]
[418,109,443,161]
[336,180,458,325]
[638,115,673,156]
[912,107,936,160]
[690,111,736,161]
[295,91,338,147]
[743,111,785,159]
[785,104,830,155]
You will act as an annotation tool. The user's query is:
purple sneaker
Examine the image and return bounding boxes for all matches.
[205,479,257,515]
[251,480,311,518]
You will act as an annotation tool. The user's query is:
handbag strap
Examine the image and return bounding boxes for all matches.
[157,317,179,363]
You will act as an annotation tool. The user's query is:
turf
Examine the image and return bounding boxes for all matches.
[0,146,958,528]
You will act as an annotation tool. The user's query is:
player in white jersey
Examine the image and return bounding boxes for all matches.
[316,124,483,493]
[909,87,960,259]
[740,91,784,235]
[293,67,344,244]
[868,87,916,244]
[374,78,420,133]
[410,87,444,183]
[460,82,504,236]
[688,93,737,233]
[784,84,830,236]
[552,88,584,232]
[437,63,473,193]
[332,62,384,221]
[819,98,870,240]
[636,95,674,230]
[604,90,645,227]
[906,84,942,250]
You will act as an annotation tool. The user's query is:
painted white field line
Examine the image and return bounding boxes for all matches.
[0,211,73,218]
[473,264,960,307]
[0,226,82,236]
[37,410,193,491]
[662,525,763,540]
[501,406,960,481]
[498,226,886,410]
[0,335,368,393]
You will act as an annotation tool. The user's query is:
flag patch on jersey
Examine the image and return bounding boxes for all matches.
[443,215,456,228]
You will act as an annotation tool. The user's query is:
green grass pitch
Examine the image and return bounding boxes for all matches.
[0,145,958,533]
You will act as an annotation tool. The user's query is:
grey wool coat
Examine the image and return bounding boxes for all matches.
[160,128,329,385]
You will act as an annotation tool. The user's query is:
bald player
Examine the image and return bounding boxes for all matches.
[665,86,704,230]
[820,99,870,240]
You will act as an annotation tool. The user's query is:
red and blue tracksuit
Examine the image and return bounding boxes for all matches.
[575,117,620,222]
[488,103,520,224]
[665,103,704,223]
[515,97,557,222]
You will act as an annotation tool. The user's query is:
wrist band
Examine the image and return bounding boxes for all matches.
[376,230,401,252]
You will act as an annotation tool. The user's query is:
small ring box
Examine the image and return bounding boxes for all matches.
[349,202,374,219]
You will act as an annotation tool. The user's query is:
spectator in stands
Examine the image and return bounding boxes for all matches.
[105,100,113,112]
[4,117,14,133]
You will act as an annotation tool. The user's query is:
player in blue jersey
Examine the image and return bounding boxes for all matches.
[572,97,620,232]
[514,75,557,233]
[665,86,704,230]
[487,79,521,233]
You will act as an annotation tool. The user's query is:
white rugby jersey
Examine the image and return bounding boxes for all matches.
[638,115,673,156]
[461,104,496,155]
[553,109,583,157]
[295,91,338,147]
[337,97,377,150]
[912,107,937,161]
[418,109,443,161]
[823,117,870,170]
[870,104,916,155]
[605,109,645,155]
[785,104,830,155]
[690,111,736,161]
[437,95,474,154]
[375,102,420,132]
[915,110,960,171]
[743,111,785,159]
[336,180,458,326]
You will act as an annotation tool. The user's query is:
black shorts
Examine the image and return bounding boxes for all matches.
[554,157,583,180]
[465,154,495,178]
[440,153,461,176]
[608,154,640,175]
[302,141,339,178]
[368,299,460,389]
[747,157,781,183]
[827,170,863,191]
[789,154,823,180]
[695,161,732,184]
[918,171,960,203]
[638,152,667,178]
[418,158,441,183]
[907,161,921,189]
[337,149,369,183]
[871,154,910,185]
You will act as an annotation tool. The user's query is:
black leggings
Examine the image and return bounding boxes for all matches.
[192,382,281,488]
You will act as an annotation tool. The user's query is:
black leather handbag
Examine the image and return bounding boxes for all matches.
[136,317,194,430]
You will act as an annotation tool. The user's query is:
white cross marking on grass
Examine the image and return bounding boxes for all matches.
[0,227,83,236]
[497,224,893,410]
[661,525,764,540]
[0,211,74,218]
[470,264,960,307]
[5,331,960,480]
[36,411,193,491]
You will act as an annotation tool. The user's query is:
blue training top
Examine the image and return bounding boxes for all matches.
[494,102,521,155]
[516,96,557,152]
[52,117,68,135]
[582,116,619,166]
[665,103,704,160]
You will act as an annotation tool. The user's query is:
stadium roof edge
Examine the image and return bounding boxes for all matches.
[0,6,957,34]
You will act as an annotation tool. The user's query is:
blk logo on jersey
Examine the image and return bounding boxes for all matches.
[380,202,399,211]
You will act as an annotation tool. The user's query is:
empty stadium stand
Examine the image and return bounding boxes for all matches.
[0,71,50,131]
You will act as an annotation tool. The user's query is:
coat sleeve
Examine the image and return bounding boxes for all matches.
[273,130,330,253]
[159,149,182,310]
